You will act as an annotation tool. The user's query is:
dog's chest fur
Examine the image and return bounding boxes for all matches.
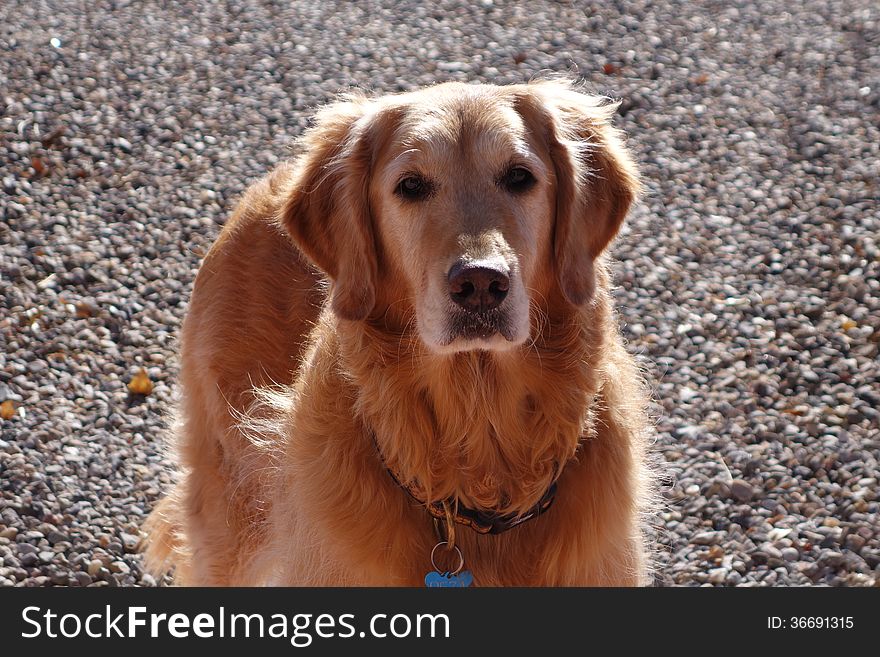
[338,302,606,516]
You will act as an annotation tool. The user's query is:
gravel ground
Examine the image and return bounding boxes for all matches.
[1,0,878,587]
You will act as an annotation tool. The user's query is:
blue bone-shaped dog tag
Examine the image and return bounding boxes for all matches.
[424,570,473,587]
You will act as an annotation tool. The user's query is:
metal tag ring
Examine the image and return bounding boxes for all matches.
[430,541,464,575]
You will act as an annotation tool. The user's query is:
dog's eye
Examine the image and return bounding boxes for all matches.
[396,175,432,201]
[500,166,536,193]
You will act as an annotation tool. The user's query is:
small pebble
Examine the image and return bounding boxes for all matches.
[729,479,755,503]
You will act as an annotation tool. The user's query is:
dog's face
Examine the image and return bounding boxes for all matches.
[282,81,639,354]
[370,88,554,353]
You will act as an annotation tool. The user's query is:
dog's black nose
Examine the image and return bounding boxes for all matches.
[448,262,510,313]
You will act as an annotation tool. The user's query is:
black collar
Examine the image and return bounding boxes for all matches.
[374,435,559,535]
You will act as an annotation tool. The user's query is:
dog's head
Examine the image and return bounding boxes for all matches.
[281,80,639,354]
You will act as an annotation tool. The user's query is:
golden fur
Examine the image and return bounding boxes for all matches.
[144,79,654,586]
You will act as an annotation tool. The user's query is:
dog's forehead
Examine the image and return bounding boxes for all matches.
[391,90,534,160]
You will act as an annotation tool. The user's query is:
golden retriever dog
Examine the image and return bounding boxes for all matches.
[144,79,654,586]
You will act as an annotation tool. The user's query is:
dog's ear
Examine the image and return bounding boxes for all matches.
[515,81,640,306]
[281,97,393,321]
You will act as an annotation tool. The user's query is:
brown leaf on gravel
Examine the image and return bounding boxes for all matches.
[127,368,154,396]
[41,126,66,148]
[31,156,47,175]
[74,301,98,318]
[1,400,16,420]
[603,62,619,75]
